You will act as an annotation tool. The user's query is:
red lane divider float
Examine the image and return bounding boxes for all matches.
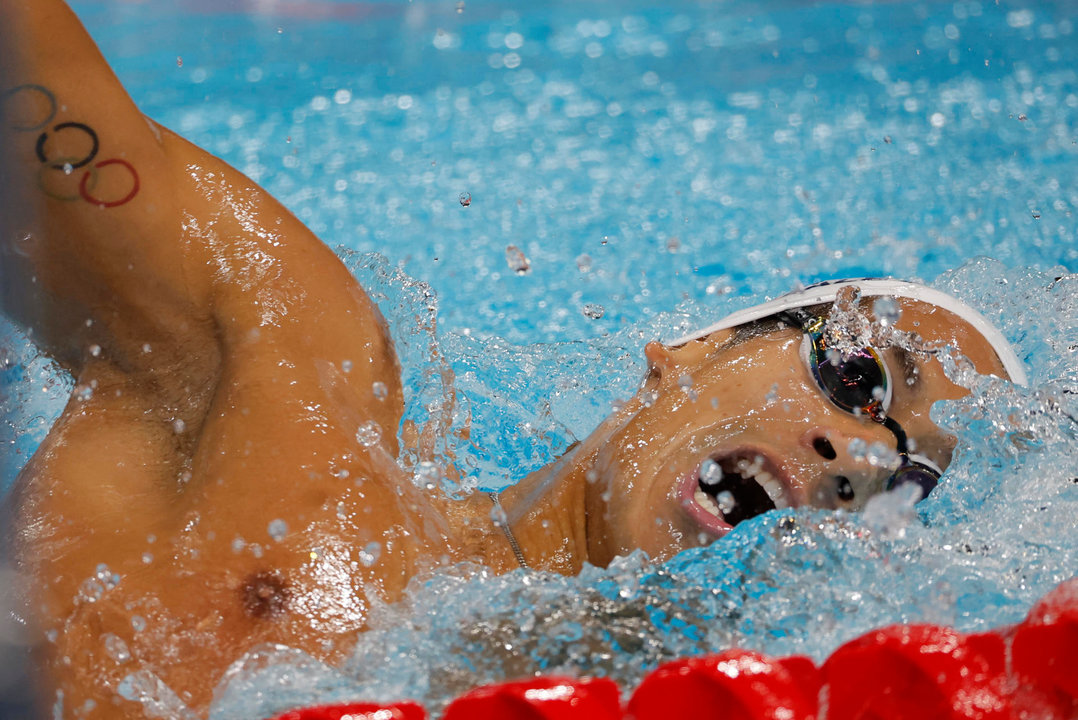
[270,701,426,720]
[442,675,622,720]
[266,577,1078,720]
[823,625,1011,720]
[1011,578,1078,717]
[627,650,820,720]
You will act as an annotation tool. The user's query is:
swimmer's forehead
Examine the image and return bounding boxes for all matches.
[669,280,1026,385]
[887,298,1007,378]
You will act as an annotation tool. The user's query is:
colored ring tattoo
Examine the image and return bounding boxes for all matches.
[37,156,100,202]
[1,84,57,132]
[35,122,99,170]
[79,158,140,208]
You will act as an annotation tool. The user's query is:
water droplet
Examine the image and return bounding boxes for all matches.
[231,536,246,554]
[342,359,353,373]
[46,629,59,643]
[873,296,901,326]
[458,191,471,206]
[700,459,723,485]
[102,634,131,663]
[582,303,605,319]
[372,381,388,399]
[415,461,443,487]
[141,552,153,564]
[355,420,382,447]
[585,469,599,484]
[716,490,736,514]
[176,57,183,68]
[89,344,102,358]
[1018,113,1028,121]
[490,502,508,527]
[678,374,693,390]
[455,0,465,13]
[336,502,349,520]
[1031,210,1041,220]
[765,383,779,403]
[171,419,186,434]
[883,135,892,144]
[141,343,152,353]
[358,541,382,567]
[267,518,289,542]
[131,616,147,633]
[505,245,531,275]
[75,384,94,402]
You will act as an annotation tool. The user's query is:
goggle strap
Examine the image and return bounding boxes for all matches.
[880,415,909,455]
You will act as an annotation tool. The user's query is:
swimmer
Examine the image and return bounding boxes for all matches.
[0,2,1025,717]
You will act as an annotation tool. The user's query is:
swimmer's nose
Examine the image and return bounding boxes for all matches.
[800,427,891,508]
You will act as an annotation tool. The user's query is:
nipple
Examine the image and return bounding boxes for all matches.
[241,571,291,619]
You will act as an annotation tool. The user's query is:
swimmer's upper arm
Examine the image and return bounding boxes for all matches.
[0,0,207,371]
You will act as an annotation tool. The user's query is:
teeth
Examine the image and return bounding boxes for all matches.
[729,456,789,509]
[694,487,722,517]
[755,472,789,509]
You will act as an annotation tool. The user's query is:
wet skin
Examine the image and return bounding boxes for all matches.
[574,299,1009,566]
[0,1,1012,717]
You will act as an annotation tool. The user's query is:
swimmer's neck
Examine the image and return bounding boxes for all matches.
[495,393,646,573]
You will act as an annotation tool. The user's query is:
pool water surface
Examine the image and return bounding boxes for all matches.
[1,0,1076,717]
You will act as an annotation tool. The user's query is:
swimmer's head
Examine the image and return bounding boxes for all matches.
[582,279,1026,566]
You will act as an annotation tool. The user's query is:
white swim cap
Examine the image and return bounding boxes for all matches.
[669,278,1028,386]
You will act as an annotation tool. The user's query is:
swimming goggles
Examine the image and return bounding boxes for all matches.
[780,309,943,499]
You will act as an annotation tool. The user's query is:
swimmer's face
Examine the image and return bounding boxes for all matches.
[583,298,1009,566]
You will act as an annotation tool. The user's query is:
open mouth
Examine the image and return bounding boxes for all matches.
[686,451,790,532]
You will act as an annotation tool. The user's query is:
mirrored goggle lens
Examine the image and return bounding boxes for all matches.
[810,340,888,415]
[886,462,941,499]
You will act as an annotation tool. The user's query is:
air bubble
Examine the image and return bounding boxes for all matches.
[268,518,289,542]
[873,296,901,326]
[582,303,605,319]
[700,458,723,485]
[505,245,531,275]
[358,542,382,567]
[576,254,593,272]
[716,490,736,515]
[372,381,388,399]
[459,191,471,206]
[356,421,382,447]
[102,634,131,663]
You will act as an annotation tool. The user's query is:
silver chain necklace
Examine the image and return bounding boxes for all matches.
[487,492,528,569]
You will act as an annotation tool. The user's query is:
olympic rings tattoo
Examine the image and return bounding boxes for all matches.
[80,159,139,208]
[1,84,57,132]
[36,122,99,169]
[4,83,140,208]
[38,156,100,202]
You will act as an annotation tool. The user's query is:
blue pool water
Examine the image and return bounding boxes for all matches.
[1,0,1077,716]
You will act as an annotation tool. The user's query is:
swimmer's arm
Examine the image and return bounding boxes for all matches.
[0,0,212,372]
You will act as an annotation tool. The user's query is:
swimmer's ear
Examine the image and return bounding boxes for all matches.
[644,330,733,380]
[644,341,676,383]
